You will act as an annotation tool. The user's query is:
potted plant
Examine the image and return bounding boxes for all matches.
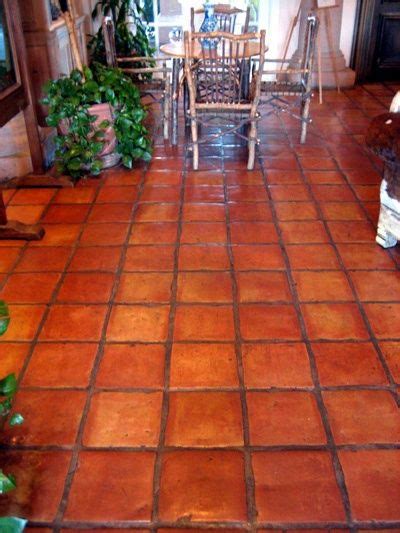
[42,63,152,179]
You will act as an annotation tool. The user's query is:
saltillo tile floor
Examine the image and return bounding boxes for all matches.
[1,84,400,532]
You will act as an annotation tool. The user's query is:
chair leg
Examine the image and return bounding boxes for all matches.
[191,118,199,170]
[247,117,257,170]
[163,84,170,140]
[300,96,311,144]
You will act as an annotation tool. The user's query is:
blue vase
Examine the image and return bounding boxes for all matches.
[199,2,219,49]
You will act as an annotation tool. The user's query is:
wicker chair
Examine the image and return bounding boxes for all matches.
[102,18,171,140]
[258,14,319,144]
[184,30,266,170]
[190,4,250,33]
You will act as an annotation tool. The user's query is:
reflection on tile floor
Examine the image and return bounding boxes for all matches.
[1,83,400,532]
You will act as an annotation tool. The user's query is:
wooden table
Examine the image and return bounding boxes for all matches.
[160,40,263,145]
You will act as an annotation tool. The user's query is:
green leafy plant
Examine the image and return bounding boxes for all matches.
[89,0,155,64]
[42,63,152,179]
[0,517,27,533]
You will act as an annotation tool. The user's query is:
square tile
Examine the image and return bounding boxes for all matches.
[236,272,292,303]
[228,185,268,202]
[230,222,278,244]
[141,186,180,202]
[301,303,369,340]
[243,343,313,388]
[0,248,21,272]
[323,390,400,444]
[232,245,285,270]
[327,221,375,242]
[186,185,225,203]
[64,451,155,521]
[320,202,365,220]
[159,451,247,521]
[54,187,96,204]
[40,305,107,341]
[247,391,326,445]
[130,222,178,244]
[181,222,227,244]
[275,202,318,221]
[30,224,81,247]
[305,170,345,184]
[266,169,303,184]
[43,204,90,224]
[177,272,232,303]
[229,202,272,221]
[311,184,355,202]
[124,245,175,271]
[174,305,235,341]
[279,221,329,244]
[178,244,230,270]
[292,271,354,302]
[380,342,400,383]
[107,305,170,342]
[269,185,310,202]
[57,273,114,303]
[183,203,225,222]
[83,391,163,446]
[170,343,238,388]
[10,189,55,205]
[0,343,29,377]
[89,203,133,222]
[0,273,60,303]
[96,343,165,389]
[239,305,301,340]
[253,451,345,522]
[165,392,243,446]
[115,273,173,303]
[2,305,46,341]
[96,185,138,203]
[135,203,179,222]
[68,246,122,272]
[350,271,400,301]
[364,303,400,339]
[80,223,129,246]
[286,244,340,270]
[16,247,71,272]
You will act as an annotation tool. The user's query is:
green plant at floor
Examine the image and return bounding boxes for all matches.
[0,301,26,533]
[89,0,155,64]
[42,63,152,179]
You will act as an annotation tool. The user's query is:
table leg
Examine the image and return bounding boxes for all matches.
[241,59,251,101]
[171,58,181,146]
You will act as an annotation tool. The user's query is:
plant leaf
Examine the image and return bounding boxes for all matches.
[0,471,17,494]
[0,517,27,533]
[0,300,10,336]
[9,413,24,426]
[0,374,17,398]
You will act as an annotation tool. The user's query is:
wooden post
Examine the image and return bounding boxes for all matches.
[0,190,44,240]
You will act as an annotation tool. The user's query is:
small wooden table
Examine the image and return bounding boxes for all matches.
[160,40,263,145]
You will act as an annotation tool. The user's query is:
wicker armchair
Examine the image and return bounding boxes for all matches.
[190,4,250,33]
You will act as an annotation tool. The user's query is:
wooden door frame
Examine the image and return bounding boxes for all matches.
[350,0,378,83]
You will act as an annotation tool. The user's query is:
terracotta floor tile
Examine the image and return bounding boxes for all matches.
[339,450,400,521]
[83,391,162,447]
[43,204,90,224]
[236,272,292,303]
[279,221,329,244]
[269,185,311,202]
[124,245,175,271]
[228,202,272,221]
[57,272,114,303]
[228,185,268,202]
[22,343,97,388]
[102,168,142,185]
[351,271,400,301]
[253,451,345,522]
[96,343,165,389]
[275,202,318,220]
[107,305,170,342]
[0,343,29,377]
[135,203,180,222]
[178,244,230,271]
[165,392,243,447]
[379,342,400,383]
[186,186,225,203]
[170,343,238,388]
[327,220,376,242]
[230,222,278,244]
[16,247,71,272]
[115,272,173,303]
[10,189,56,205]
[301,303,369,340]
[174,305,235,341]
[177,272,232,303]
[146,170,181,185]
[181,222,227,244]
[239,305,302,340]
[186,171,224,186]
[80,223,129,246]
[264,156,299,170]
[247,391,326,445]
[313,342,387,386]
[31,224,81,246]
[311,184,355,202]
[69,246,122,272]
[130,222,178,244]
[7,205,46,224]
[0,248,21,272]
[54,187,96,204]
[300,157,337,170]
[364,303,400,339]
[304,170,345,184]
[225,169,263,185]
[6,390,85,445]
[2,305,46,341]
[243,343,313,388]
[89,203,133,222]
[286,244,340,269]
[65,451,155,521]
[232,244,285,270]
[159,451,247,521]
[141,186,180,203]
[40,304,107,341]
[182,203,225,222]
[293,271,354,302]
[266,169,303,184]
[320,202,365,220]
[323,390,400,444]
[337,243,396,270]
[96,185,138,204]
[0,272,60,303]
[0,451,71,521]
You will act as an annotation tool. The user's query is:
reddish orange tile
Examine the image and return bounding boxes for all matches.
[293,271,353,302]
[247,391,326,445]
[253,451,345,522]
[0,343,29,377]
[300,157,337,170]
[320,202,365,220]
[0,451,71,521]
[232,244,285,270]
[80,223,129,245]
[226,170,263,185]
[327,221,375,242]
[146,170,181,185]
[115,272,173,303]
[170,343,238,388]
[243,343,313,388]
[178,244,230,270]
[7,205,45,224]
[186,170,224,185]
[107,305,170,342]
[237,272,292,302]
[228,185,268,202]
[380,342,400,383]
[266,169,303,184]
[0,273,60,303]
[280,221,329,243]
[183,203,225,221]
[230,222,278,244]
[43,204,90,224]
[270,185,310,201]
[159,451,247,521]
[313,342,387,386]
[10,189,55,205]
[69,246,121,272]
[89,203,133,222]
[2,305,46,341]
[96,185,138,203]
[7,390,85,445]
[323,390,400,444]
[0,248,21,272]
[65,451,154,521]
[57,273,114,303]
[96,344,165,389]
[239,305,301,340]
[124,245,175,271]
[54,187,96,204]
[103,167,142,185]
[311,184,355,202]
[275,202,318,220]
[264,156,299,170]
[165,392,243,446]
[305,170,345,184]
[229,202,272,221]
[135,203,179,222]
[186,186,225,203]
[83,391,162,446]
[22,343,97,388]
[141,186,180,203]
[364,303,400,339]
[40,304,107,341]
[130,222,177,244]
[15,247,71,272]
[301,303,369,340]
[339,450,400,521]
[286,244,340,269]
[351,271,400,301]
[181,222,226,244]
[174,305,235,341]
[31,224,81,246]
[177,272,232,303]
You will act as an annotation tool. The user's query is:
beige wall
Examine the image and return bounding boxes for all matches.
[0,113,33,180]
